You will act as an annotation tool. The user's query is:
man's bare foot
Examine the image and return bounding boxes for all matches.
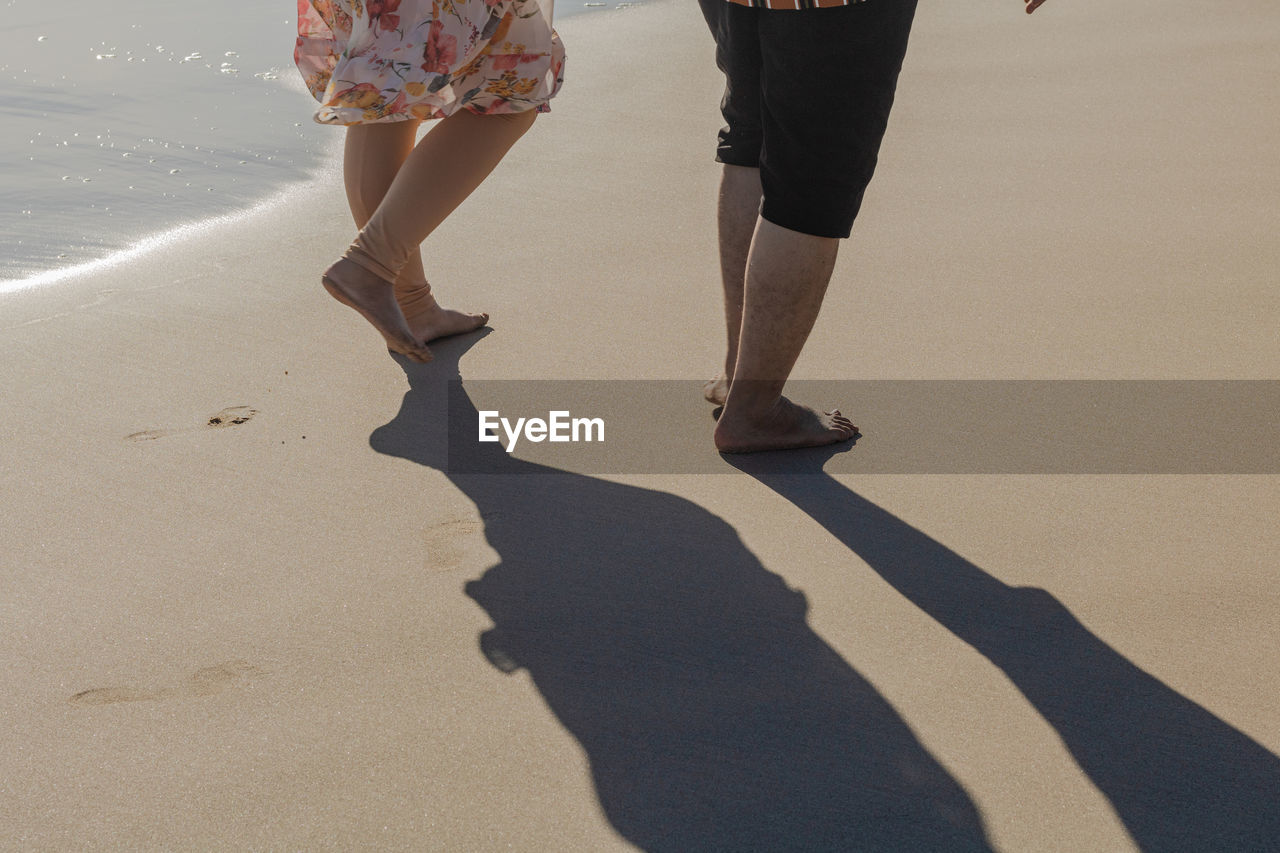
[714,396,857,453]
[703,373,731,406]
[395,282,488,345]
[322,257,432,363]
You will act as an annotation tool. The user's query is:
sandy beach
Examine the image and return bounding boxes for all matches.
[2,0,1278,849]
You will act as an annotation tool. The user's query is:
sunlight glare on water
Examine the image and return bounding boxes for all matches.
[0,0,331,285]
[0,0,641,290]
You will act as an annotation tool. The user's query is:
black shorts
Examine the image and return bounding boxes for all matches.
[698,0,918,239]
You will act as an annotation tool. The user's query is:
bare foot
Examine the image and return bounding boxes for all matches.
[703,373,731,406]
[322,258,432,363]
[714,396,857,453]
[395,281,488,345]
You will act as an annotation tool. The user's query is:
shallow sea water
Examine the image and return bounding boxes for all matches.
[0,0,635,289]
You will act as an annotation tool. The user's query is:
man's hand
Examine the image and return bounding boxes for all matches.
[1025,0,1048,12]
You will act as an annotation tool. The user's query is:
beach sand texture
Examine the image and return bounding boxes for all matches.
[2,0,1278,849]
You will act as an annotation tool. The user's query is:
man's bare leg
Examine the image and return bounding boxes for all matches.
[343,121,488,346]
[713,218,858,453]
[704,164,761,406]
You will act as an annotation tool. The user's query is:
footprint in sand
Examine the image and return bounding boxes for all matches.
[69,660,264,706]
[67,686,160,706]
[205,407,256,428]
[423,517,491,572]
[126,406,258,442]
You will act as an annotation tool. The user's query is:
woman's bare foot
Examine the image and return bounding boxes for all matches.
[714,396,857,453]
[703,373,731,406]
[395,281,488,345]
[322,257,432,363]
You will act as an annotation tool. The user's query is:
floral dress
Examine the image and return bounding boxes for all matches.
[295,0,564,125]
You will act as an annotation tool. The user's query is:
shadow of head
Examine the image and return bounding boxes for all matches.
[457,463,989,849]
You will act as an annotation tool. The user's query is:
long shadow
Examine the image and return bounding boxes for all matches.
[728,452,1280,852]
[368,335,992,852]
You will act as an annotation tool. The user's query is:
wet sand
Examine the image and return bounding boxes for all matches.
[1,0,1277,849]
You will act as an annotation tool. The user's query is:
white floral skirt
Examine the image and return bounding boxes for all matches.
[295,0,565,125]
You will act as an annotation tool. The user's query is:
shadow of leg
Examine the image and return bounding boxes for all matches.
[744,466,1280,852]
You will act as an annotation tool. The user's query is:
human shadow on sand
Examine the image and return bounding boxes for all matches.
[369,335,992,852]
[726,451,1280,853]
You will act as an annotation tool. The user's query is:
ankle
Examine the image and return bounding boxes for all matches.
[394,278,435,307]
[723,380,783,417]
[326,255,394,291]
[341,239,400,285]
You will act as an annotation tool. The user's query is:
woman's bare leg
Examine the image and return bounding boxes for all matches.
[343,120,488,346]
[323,108,537,360]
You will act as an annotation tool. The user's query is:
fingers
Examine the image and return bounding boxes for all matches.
[1025,0,1048,14]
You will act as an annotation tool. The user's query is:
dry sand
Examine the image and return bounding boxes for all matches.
[2,0,1277,849]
